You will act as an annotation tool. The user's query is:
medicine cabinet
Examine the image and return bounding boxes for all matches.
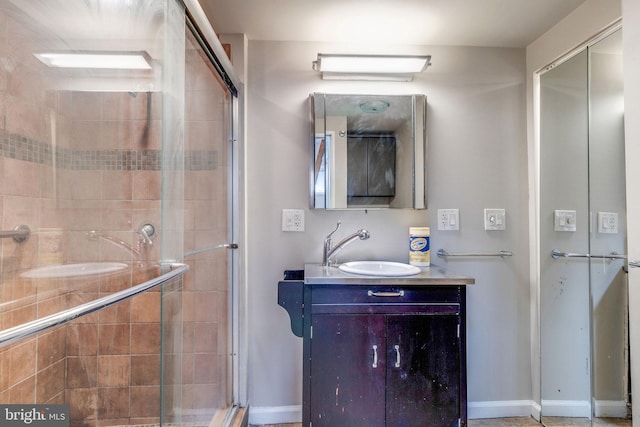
[310,93,427,209]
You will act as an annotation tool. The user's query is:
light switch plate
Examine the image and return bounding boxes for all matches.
[598,212,618,234]
[484,209,506,230]
[282,209,305,232]
[554,210,577,232]
[437,209,459,231]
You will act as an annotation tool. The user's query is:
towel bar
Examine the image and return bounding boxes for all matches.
[437,249,513,258]
[0,225,30,243]
[551,249,627,260]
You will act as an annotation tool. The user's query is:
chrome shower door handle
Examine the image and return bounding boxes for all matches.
[372,345,378,368]
[394,344,401,368]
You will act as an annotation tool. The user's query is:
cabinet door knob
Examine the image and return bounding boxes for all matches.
[372,345,378,368]
[394,344,401,368]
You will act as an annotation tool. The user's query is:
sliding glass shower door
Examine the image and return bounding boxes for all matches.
[0,1,241,427]
[162,13,240,427]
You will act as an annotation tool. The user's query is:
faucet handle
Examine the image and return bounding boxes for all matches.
[138,223,156,246]
[357,229,370,240]
[326,220,342,240]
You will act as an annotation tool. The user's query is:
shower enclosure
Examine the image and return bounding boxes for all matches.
[0,1,242,426]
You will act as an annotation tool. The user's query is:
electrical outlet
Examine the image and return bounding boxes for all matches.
[282,209,305,232]
[598,212,618,234]
[484,208,506,231]
[437,209,459,231]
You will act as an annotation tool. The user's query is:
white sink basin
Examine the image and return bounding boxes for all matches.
[21,262,128,279]
[338,261,422,277]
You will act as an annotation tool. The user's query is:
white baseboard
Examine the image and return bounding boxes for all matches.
[594,400,628,418]
[249,401,541,424]
[468,400,539,419]
[531,401,542,420]
[248,405,302,425]
[540,400,591,418]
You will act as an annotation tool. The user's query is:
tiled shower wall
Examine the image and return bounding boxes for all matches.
[0,28,169,424]
[0,7,231,427]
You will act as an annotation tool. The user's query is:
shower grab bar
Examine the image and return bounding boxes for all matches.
[0,262,189,349]
[0,225,31,243]
[628,261,640,268]
[184,243,238,257]
[551,249,627,260]
[437,249,513,258]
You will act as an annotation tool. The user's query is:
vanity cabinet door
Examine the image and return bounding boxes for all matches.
[386,314,461,427]
[304,285,466,427]
[310,314,386,427]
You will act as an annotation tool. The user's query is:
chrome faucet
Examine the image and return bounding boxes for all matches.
[322,221,370,266]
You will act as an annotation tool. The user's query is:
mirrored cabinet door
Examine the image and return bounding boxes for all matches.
[310,93,426,210]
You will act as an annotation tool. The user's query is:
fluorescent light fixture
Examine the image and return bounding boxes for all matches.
[312,53,431,80]
[35,51,152,70]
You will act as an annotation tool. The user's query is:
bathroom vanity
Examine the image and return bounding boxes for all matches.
[278,264,474,427]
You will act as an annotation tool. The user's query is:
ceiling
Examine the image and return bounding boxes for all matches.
[199,0,587,48]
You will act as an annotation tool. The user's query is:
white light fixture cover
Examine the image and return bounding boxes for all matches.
[313,53,431,80]
[35,51,152,70]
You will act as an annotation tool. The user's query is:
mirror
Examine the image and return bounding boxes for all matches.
[310,93,426,209]
[539,28,627,426]
[588,29,627,425]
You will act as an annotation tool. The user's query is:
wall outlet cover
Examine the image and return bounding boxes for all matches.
[598,212,618,234]
[282,209,305,232]
[484,208,506,231]
[554,210,577,232]
[437,209,459,231]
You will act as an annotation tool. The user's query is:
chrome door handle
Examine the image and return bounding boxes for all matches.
[372,345,378,368]
[630,261,640,268]
[394,344,401,368]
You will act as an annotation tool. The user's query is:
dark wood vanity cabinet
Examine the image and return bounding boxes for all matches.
[279,280,467,427]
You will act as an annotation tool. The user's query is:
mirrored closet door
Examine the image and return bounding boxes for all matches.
[539,27,627,427]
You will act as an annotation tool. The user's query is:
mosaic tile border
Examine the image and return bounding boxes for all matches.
[0,129,217,171]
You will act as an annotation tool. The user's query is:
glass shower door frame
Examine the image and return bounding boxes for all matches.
[162,1,245,425]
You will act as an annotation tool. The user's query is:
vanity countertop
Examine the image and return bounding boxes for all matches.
[304,263,475,286]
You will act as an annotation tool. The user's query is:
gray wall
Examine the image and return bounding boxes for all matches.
[245,41,531,423]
